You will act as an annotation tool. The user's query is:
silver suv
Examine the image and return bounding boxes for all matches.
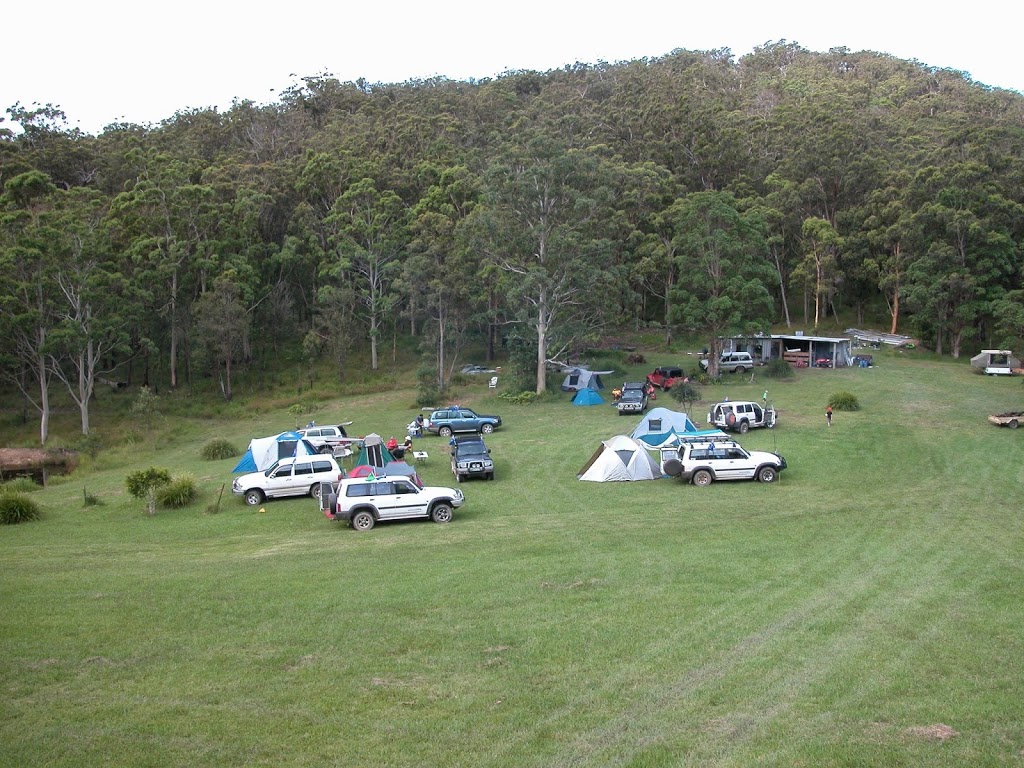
[325,476,464,531]
[699,352,754,374]
[664,440,786,486]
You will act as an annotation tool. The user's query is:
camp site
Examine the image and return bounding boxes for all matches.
[3,335,1024,766]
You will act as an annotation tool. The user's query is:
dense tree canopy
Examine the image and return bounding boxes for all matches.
[3,43,1024,441]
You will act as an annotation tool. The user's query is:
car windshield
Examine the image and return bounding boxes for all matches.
[264,461,281,476]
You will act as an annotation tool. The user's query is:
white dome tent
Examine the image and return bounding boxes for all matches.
[577,435,661,482]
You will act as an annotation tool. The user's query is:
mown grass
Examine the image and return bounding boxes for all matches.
[2,347,1024,766]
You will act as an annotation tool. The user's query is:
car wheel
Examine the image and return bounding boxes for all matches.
[758,466,778,483]
[456,474,463,483]
[439,426,453,438]
[1009,419,1019,429]
[310,484,323,500]
[351,510,375,531]
[487,472,494,481]
[663,459,683,477]
[693,469,713,487]
[735,365,746,374]
[244,489,264,506]
[318,445,332,454]
[738,420,750,434]
[481,423,495,434]
[431,503,453,523]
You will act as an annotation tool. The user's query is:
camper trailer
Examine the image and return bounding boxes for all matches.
[970,350,1020,376]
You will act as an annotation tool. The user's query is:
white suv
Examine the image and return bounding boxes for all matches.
[708,401,777,433]
[325,476,465,531]
[664,440,786,486]
[232,455,342,506]
[296,423,354,453]
[699,352,754,374]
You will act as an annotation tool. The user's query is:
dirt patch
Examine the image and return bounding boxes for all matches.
[905,724,958,741]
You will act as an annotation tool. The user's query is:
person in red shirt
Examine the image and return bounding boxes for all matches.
[386,435,399,451]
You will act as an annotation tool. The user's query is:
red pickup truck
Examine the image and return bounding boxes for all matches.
[646,367,687,390]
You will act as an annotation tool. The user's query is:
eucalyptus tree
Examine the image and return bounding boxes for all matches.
[906,161,1021,356]
[45,187,130,435]
[667,190,775,377]
[0,170,61,443]
[856,177,920,334]
[795,217,844,328]
[324,177,409,370]
[109,150,217,389]
[475,137,621,393]
[403,165,483,389]
[191,274,250,401]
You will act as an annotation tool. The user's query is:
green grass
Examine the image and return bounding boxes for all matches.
[2,348,1024,766]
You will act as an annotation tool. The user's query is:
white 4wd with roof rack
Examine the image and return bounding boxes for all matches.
[664,439,786,486]
[324,475,464,531]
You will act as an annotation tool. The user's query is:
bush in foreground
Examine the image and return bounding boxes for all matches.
[125,467,172,516]
[828,391,860,411]
[156,474,199,508]
[200,439,238,461]
[0,493,42,525]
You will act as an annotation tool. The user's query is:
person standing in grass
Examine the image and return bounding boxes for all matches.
[826,405,833,427]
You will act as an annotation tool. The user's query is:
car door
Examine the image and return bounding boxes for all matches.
[454,410,476,433]
[715,447,756,480]
[288,460,317,497]
[372,480,429,520]
[264,461,295,498]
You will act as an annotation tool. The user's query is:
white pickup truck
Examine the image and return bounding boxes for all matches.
[708,400,777,434]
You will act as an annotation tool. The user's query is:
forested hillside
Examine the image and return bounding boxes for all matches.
[3,42,1024,442]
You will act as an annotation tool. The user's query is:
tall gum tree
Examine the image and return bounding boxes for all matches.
[668,191,775,376]
[476,139,618,393]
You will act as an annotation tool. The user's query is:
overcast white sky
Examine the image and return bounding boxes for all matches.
[5,1,1022,135]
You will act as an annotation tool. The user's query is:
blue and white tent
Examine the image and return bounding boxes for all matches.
[572,388,605,406]
[232,431,319,473]
[629,407,701,448]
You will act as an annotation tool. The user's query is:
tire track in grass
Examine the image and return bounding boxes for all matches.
[489,496,994,766]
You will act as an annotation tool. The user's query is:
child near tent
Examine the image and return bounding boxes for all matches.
[386,436,399,451]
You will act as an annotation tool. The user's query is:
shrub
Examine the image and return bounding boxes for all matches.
[156,474,199,508]
[83,488,103,507]
[0,493,42,525]
[200,439,238,461]
[626,352,646,365]
[125,467,172,516]
[828,391,860,411]
[0,477,41,494]
[499,390,538,405]
[764,359,795,379]
[668,382,702,413]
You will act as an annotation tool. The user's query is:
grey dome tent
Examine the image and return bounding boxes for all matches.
[560,367,614,392]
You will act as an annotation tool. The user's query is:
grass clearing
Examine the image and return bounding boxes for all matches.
[2,349,1024,766]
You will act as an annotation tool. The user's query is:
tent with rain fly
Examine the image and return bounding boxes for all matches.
[560,367,614,392]
[629,408,700,447]
[354,433,395,469]
[383,460,423,487]
[572,388,605,406]
[232,431,319,473]
[577,435,661,482]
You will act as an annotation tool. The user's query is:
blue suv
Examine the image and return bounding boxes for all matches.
[427,406,502,437]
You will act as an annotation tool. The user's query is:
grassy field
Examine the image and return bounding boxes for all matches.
[2,348,1024,767]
